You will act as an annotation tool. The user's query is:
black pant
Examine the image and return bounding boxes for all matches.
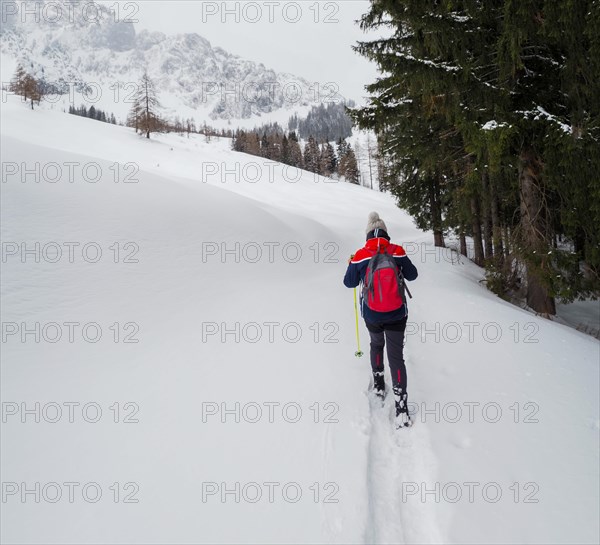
[366,318,408,393]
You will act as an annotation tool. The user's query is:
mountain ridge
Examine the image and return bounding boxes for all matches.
[0,0,335,124]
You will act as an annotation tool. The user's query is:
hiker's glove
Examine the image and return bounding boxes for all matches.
[348,254,355,264]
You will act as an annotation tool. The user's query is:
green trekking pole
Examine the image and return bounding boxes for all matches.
[353,287,364,358]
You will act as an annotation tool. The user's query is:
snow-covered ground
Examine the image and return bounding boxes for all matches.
[1,96,599,544]
[556,300,600,339]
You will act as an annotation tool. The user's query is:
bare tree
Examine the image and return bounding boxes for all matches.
[353,140,364,186]
[10,66,42,109]
[365,132,375,190]
[129,71,162,138]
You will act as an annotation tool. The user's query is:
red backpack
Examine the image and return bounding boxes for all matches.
[362,247,405,312]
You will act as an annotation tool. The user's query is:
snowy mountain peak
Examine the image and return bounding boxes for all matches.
[0,0,328,123]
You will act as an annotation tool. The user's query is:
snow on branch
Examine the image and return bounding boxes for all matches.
[394,52,460,72]
[481,120,510,131]
[517,106,571,134]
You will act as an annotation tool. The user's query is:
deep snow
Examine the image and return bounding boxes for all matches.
[1,96,599,544]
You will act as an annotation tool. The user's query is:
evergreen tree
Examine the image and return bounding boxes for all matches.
[336,138,351,179]
[246,133,261,155]
[345,148,360,184]
[232,129,246,152]
[260,132,270,158]
[328,142,338,174]
[338,144,359,184]
[319,142,336,176]
[288,131,303,168]
[296,102,354,141]
[303,136,320,173]
[9,65,27,97]
[351,0,600,313]
[281,134,291,165]
[269,133,283,163]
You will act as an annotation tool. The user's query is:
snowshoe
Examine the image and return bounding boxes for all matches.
[373,371,385,401]
[394,388,412,429]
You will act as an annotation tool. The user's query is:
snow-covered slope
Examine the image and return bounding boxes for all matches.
[1,97,599,545]
[0,0,332,126]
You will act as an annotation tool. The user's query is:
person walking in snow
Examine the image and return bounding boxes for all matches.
[343,212,418,428]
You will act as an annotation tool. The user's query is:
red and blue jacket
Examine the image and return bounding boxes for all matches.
[343,237,418,324]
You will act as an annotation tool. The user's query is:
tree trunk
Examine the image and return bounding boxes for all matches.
[433,231,445,248]
[490,181,504,264]
[459,232,468,257]
[430,176,445,247]
[573,227,585,256]
[519,147,556,315]
[470,196,485,266]
[481,173,494,260]
[503,226,511,257]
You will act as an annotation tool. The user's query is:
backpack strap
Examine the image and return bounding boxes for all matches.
[386,245,412,300]
[368,253,379,293]
[363,251,380,299]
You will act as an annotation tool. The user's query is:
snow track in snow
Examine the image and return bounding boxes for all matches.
[363,391,443,544]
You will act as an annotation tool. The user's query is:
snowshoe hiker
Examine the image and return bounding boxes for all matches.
[343,212,418,428]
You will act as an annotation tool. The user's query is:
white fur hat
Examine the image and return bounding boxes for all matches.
[366,212,388,235]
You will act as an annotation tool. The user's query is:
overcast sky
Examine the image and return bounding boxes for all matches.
[99,1,381,105]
